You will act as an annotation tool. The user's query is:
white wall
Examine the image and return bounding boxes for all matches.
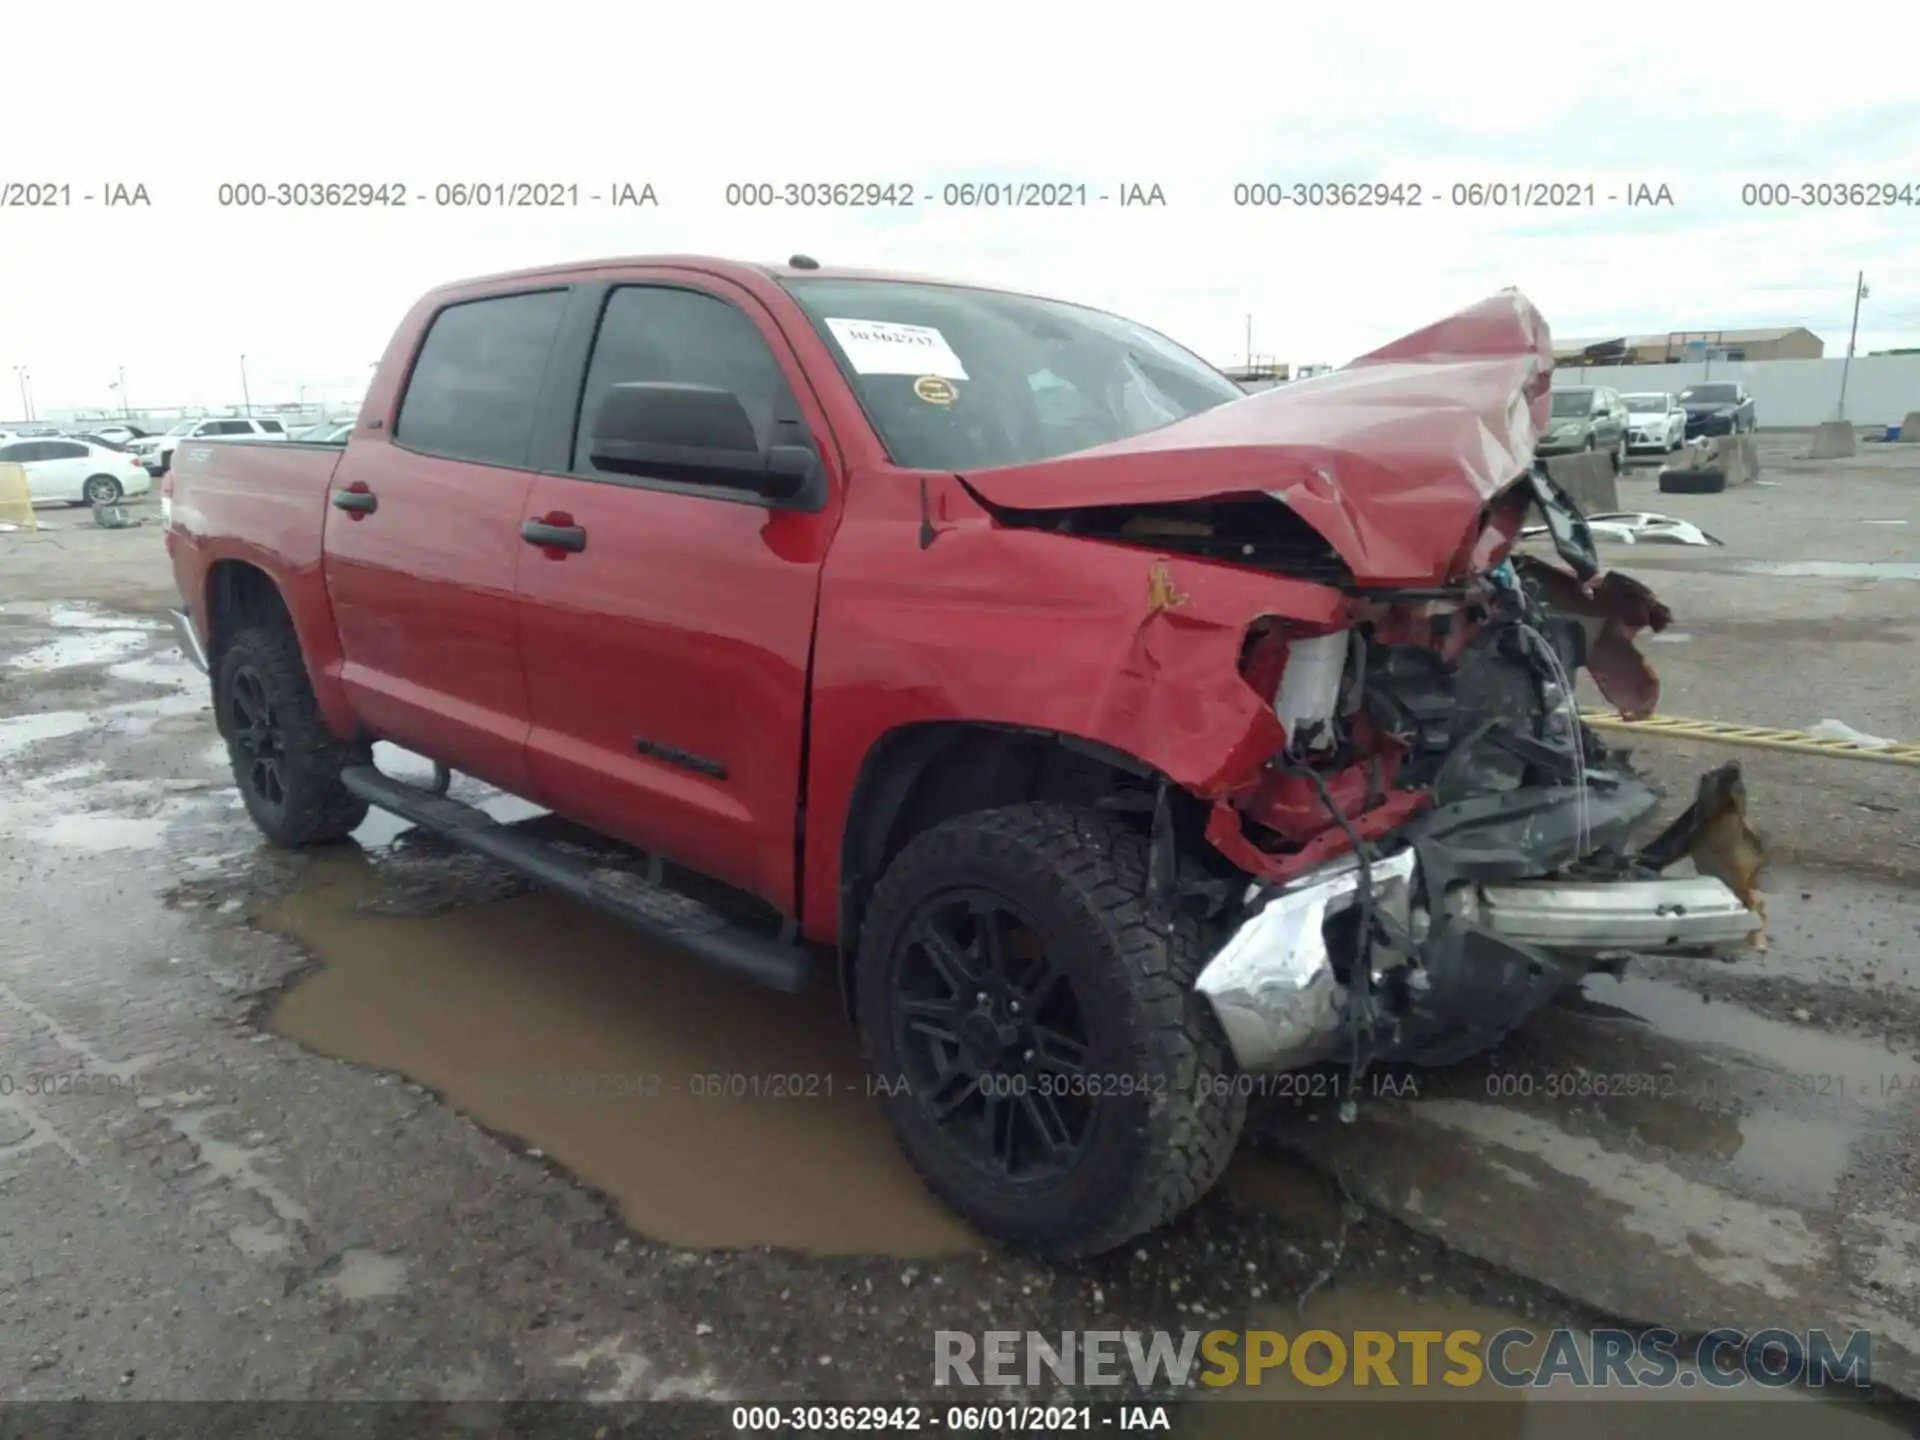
[1551,355,1920,428]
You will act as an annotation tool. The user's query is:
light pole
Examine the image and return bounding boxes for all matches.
[119,366,129,417]
[1837,271,1868,422]
[13,366,30,422]
[239,354,253,416]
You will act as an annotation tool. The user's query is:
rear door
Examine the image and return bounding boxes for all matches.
[513,273,846,912]
[39,440,92,499]
[322,286,572,793]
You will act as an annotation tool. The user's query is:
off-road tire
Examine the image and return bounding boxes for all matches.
[855,803,1246,1259]
[215,616,369,846]
[1659,467,1727,494]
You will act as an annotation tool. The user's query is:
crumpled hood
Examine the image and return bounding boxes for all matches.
[960,289,1556,588]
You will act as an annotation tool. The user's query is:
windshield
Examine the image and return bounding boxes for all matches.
[1682,384,1739,404]
[780,278,1245,471]
[1550,390,1595,417]
[165,420,200,436]
[1623,394,1670,412]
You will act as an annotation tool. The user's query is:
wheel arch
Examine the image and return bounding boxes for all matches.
[832,720,1179,1023]
[199,557,359,744]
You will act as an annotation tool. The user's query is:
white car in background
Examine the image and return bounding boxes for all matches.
[0,435,153,505]
[1623,392,1688,454]
[126,416,288,476]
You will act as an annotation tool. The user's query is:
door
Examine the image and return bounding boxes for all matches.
[322,286,572,794]
[515,277,844,913]
[40,440,93,499]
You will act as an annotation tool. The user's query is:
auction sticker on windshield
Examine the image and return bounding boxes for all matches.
[823,318,969,379]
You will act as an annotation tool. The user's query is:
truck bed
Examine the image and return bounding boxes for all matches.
[168,438,347,571]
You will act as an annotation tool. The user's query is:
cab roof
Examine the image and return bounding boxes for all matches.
[427,254,1060,304]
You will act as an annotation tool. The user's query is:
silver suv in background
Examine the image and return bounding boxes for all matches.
[1538,385,1631,472]
[127,417,288,477]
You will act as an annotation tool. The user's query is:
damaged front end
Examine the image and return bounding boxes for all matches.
[1194,465,1767,1075]
[953,287,1767,1080]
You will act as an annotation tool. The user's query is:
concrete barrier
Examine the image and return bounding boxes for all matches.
[0,462,34,530]
[1808,421,1857,459]
[1718,433,1759,485]
[1544,450,1619,514]
[1896,411,1920,442]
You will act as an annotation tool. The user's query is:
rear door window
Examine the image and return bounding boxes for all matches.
[396,289,571,468]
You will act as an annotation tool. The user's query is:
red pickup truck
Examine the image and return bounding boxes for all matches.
[165,255,1765,1258]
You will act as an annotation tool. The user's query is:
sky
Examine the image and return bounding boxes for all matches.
[2,2,1917,418]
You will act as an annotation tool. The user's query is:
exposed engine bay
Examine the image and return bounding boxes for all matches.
[1180,466,1769,1084]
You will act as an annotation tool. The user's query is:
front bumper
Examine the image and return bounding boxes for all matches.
[1628,428,1674,451]
[1686,414,1736,437]
[1194,780,1763,1072]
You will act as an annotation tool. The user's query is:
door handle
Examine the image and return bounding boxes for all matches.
[331,487,377,515]
[522,517,586,553]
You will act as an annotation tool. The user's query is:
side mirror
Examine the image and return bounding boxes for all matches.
[588,382,818,502]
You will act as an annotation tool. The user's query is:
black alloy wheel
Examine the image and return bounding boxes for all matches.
[854,804,1246,1259]
[891,890,1095,1181]
[227,663,289,817]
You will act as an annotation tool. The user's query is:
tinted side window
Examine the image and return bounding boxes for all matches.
[572,285,798,473]
[0,442,31,463]
[259,420,285,433]
[47,441,88,459]
[396,289,570,467]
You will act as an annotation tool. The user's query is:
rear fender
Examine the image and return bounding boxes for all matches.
[198,539,357,741]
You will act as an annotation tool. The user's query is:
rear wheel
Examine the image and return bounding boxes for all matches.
[855,803,1246,1260]
[215,617,369,846]
[82,474,123,505]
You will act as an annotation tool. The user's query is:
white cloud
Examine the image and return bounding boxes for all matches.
[2,1,1915,414]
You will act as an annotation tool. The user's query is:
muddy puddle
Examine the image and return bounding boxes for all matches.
[1577,972,1915,1108]
[262,844,981,1257]
[1572,971,1917,1206]
[1180,1277,1907,1437]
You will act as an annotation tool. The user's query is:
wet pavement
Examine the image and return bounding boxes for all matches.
[2,462,1918,1430]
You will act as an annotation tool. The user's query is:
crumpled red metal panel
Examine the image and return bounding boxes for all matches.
[959,289,1556,588]
[1512,556,1673,720]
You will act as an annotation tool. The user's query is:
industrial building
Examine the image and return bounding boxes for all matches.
[1555,326,1826,367]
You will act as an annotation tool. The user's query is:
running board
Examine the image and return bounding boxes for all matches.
[338,766,812,993]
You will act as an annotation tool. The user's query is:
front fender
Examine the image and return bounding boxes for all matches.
[798,473,1346,941]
